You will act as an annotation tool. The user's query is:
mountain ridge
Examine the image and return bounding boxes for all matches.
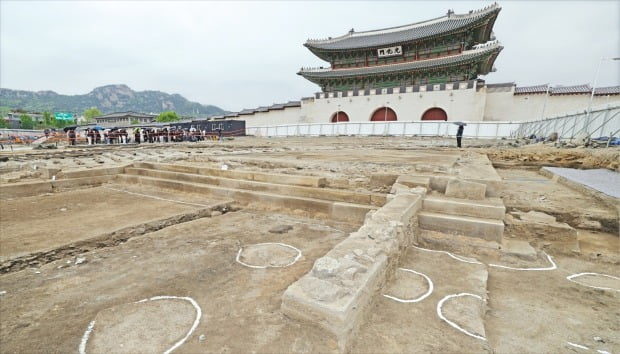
[0,84,227,117]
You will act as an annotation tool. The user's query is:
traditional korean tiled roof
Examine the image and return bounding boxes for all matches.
[514,84,549,94]
[550,84,591,95]
[305,3,500,51]
[486,82,515,92]
[512,84,620,96]
[230,101,302,117]
[237,108,256,115]
[299,41,502,79]
[594,86,620,95]
[284,101,302,107]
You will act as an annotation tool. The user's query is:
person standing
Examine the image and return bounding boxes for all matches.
[456,124,464,148]
[68,129,76,146]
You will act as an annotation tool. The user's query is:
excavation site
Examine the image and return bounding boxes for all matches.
[0,137,618,354]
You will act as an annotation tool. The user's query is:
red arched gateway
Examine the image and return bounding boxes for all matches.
[330,111,350,122]
[370,107,397,121]
[421,107,448,121]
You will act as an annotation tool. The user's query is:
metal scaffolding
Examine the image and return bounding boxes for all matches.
[511,104,620,141]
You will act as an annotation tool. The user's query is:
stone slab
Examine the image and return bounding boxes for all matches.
[125,167,385,206]
[501,239,537,260]
[281,254,388,350]
[281,192,422,351]
[369,174,398,189]
[542,167,620,199]
[58,166,129,179]
[430,176,455,193]
[423,195,505,220]
[540,167,620,210]
[445,179,487,200]
[116,174,372,223]
[430,176,500,198]
[417,230,502,258]
[132,162,326,187]
[418,211,504,243]
[395,175,430,189]
[331,202,374,222]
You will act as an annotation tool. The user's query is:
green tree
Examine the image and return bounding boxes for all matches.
[156,111,180,122]
[83,107,102,123]
[0,106,10,118]
[19,114,34,129]
[54,118,69,129]
[42,111,53,127]
[130,118,140,125]
[0,118,8,128]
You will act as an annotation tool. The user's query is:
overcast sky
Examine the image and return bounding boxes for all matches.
[1,1,618,112]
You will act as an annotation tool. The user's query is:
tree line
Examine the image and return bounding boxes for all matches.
[0,108,181,129]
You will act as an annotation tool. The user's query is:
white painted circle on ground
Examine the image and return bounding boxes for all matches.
[566,272,620,292]
[236,242,302,269]
[79,296,202,354]
[437,293,487,341]
[411,245,483,265]
[383,268,434,303]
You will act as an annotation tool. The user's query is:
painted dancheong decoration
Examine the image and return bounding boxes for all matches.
[299,3,502,92]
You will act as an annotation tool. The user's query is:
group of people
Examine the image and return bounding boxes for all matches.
[68,127,223,146]
[82,128,129,145]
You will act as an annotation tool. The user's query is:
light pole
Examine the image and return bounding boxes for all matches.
[586,57,620,133]
[540,83,550,120]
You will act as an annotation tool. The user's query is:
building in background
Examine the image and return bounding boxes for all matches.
[299,3,502,92]
[93,111,156,127]
[220,4,619,127]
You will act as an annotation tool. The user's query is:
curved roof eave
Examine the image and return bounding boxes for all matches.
[299,43,503,80]
[304,3,500,51]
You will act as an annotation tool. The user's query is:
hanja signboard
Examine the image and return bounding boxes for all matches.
[377,46,402,58]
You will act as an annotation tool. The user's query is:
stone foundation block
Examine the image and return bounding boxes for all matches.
[369,174,398,189]
[418,211,504,242]
[395,175,430,189]
[423,196,505,219]
[281,192,422,351]
[331,202,375,223]
[445,179,486,200]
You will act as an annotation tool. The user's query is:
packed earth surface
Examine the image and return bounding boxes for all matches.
[0,136,618,354]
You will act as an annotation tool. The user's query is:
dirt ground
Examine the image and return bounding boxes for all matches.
[0,210,358,353]
[0,185,218,260]
[0,137,618,353]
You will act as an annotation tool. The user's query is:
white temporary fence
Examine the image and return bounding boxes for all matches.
[247,121,521,139]
[0,128,45,136]
[511,104,620,140]
[246,104,620,142]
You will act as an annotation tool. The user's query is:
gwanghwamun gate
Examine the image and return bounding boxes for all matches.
[222,3,619,140]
